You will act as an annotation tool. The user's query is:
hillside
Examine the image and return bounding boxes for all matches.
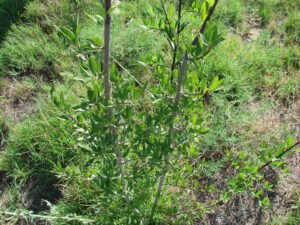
[0,0,299,224]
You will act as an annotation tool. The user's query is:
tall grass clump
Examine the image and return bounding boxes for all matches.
[215,0,244,29]
[0,87,81,211]
[0,0,101,77]
[284,11,300,44]
[0,25,66,76]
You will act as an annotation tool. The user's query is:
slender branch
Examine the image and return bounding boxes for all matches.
[151,48,189,225]
[192,0,220,45]
[150,1,220,221]
[165,35,175,51]
[188,48,211,61]
[170,0,183,84]
[103,0,129,204]
[160,0,173,37]
[103,0,112,101]
[259,141,300,172]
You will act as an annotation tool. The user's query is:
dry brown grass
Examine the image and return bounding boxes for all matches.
[0,77,37,121]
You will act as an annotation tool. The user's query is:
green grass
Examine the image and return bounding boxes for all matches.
[0,0,101,77]
[215,0,245,28]
[0,24,67,76]
[2,97,75,176]
[0,83,82,212]
[284,10,300,44]
[272,195,300,225]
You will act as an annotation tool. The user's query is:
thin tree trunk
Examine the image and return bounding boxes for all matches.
[103,0,129,204]
[103,0,111,100]
[170,0,183,83]
[151,0,220,221]
[150,52,188,221]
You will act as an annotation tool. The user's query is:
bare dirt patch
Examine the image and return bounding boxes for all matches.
[242,28,263,42]
[0,77,37,122]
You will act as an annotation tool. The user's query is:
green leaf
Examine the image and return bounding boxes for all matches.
[60,27,76,44]
[80,66,94,78]
[59,91,65,106]
[137,60,148,67]
[168,4,176,19]
[192,125,210,134]
[189,144,199,157]
[86,13,103,23]
[88,56,101,76]
[274,142,287,157]
[260,197,270,207]
[201,2,209,20]
[192,0,201,11]
[99,1,106,18]
[180,21,190,33]
[286,136,294,146]
[60,71,74,79]
[255,190,263,197]
[87,37,103,47]
[189,38,203,57]
[270,161,285,167]
[220,191,230,202]
[199,79,208,94]
[209,76,223,92]
[190,72,199,91]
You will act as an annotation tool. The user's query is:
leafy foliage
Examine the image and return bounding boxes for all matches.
[0,0,299,224]
[49,0,299,224]
[53,0,225,223]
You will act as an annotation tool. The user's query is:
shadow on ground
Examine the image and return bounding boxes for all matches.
[0,0,26,42]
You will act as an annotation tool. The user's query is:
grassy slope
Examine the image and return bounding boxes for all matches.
[0,0,299,224]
